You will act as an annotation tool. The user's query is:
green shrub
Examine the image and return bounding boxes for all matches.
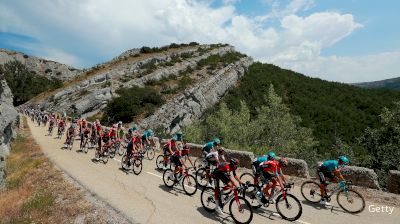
[1,61,63,106]
[102,86,165,124]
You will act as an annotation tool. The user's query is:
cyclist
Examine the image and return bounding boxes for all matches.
[318,156,350,206]
[202,138,221,157]
[48,116,55,135]
[141,129,154,151]
[127,124,139,140]
[116,121,126,144]
[162,135,179,170]
[257,157,288,205]
[212,158,244,215]
[65,123,76,146]
[80,123,91,149]
[204,147,226,187]
[167,135,185,182]
[251,151,277,184]
[95,124,104,161]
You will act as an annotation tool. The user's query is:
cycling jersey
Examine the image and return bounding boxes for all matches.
[321,160,339,172]
[202,141,215,154]
[163,140,176,154]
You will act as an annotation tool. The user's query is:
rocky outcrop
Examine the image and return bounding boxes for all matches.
[30,45,247,124]
[388,170,400,194]
[341,166,380,189]
[0,75,18,187]
[0,49,80,81]
[140,57,253,133]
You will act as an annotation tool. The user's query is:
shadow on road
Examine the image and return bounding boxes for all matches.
[301,200,358,216]
[158,184,188,196]
[195,206,232,224]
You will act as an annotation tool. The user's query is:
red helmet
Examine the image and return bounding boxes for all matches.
[230,158,240,167]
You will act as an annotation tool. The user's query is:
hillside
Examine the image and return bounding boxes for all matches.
[353,76,400,90]
[0,49,80,81]
[25,43,253,133]
[200,62,400,159]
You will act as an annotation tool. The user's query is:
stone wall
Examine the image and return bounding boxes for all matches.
[284,158,309,178]
[388,170,400,194]
[341,166,380,189]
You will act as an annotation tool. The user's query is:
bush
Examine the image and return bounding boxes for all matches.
[1,61,63,106]
[102,86,165,124]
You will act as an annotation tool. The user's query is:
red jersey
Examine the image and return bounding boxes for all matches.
[163,140,177,150]
[260,160,281,173]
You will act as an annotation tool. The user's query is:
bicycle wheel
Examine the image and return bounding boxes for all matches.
[82,142,89,153]
[121,153,131,170]
[132,158,143,175]
[146,147,155,160]
[200,186,217,212]
[117,143,124,156]
[337,189,365,214]
[196,168,209,187]
[109,145,116,158]
[243,184,262,209]
[301,181,322,203]
[69,138,74,150]
[275,193,302,221]
[163,169,175,188]
[102,149,109,164]
[182,174,197,196]
[194,157,204,169]
[229,196,253,224]
[240,173,255,185]
[156,155,165,170]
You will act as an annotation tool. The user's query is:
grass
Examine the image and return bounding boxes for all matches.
[0,117,113,223]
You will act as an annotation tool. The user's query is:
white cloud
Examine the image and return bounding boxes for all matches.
[0,0,397,83]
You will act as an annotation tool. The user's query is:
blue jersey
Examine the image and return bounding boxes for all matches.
[142,131,153,139]
[255,156,268,163]
[203,142,215,151]
[322,160,339,172]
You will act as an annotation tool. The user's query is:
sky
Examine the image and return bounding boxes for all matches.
[0,0,399,83]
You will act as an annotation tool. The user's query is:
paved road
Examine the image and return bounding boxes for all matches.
[27,118,399,224]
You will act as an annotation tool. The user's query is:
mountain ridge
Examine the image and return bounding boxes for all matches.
[353,76,400,90]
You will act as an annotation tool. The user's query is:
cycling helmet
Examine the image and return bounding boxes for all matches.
[112,124,117,129]
[279,158,288,167]
[218,147,225,153]
[213,138,221,145]
[171,134,178,141]
[176,131,183,135]
[118,121,122,127]
[267,151,276,160]
[131,124,138,131]
[230,158,240,167]
[147,129,154,135]
[338,156,350,165]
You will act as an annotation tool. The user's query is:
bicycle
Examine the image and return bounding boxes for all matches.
[66,135,74,150]
[57,126,64,139]
[142,144,155,160]
[301,180,365,214]
[195,164,217,187]
[201,184,253,224]
[163,165,197,196]
[80,134,89,153]
[121,150,143,175]
[244,178,302,221]
[48,125,54,136]
[155,154,175,170]
[95,144,110,164]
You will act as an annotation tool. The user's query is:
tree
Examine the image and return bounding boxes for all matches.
[358,101,400,186]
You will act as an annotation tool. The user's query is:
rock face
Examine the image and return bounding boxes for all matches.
[341,166,380,189]
[140,57,253,133]
[0,75,18,187]
[30,45,253,132]
[0,49,80,81]
[388,170,400,194]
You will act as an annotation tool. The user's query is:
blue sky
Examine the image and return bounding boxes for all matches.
[1,0,399,83]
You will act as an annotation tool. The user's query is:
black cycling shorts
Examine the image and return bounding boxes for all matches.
[318,166,334,184]
[213,171,230,185]
[171,155,182,167]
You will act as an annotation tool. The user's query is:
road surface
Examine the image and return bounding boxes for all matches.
[26,118,399,224]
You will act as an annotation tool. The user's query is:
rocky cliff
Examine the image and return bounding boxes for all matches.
[0,49,80,81]
[0,74,18,187]
[28,44,253,132]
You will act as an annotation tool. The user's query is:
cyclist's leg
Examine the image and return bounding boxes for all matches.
[318,167,328,198]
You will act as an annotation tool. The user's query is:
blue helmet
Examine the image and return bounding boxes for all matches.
[213,138,221,144]
[267,151,276,160]
[171,134,178,141]
[338,156,349,165]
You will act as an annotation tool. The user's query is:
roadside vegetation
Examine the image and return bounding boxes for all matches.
[0,61,63,106]
[0,118,117,223]
[184,62,400,186]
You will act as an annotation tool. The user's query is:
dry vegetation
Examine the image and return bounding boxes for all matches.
[0,118,129,224]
